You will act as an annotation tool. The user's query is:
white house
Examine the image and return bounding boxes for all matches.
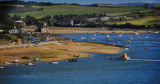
[9,29,28,34]
[0,30,3,33]
[16,20,26,27]
[88,18,98,22]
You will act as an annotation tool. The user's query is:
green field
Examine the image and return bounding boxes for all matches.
[108,16,160,25]
[8,4,160,25]
[10,5,152,18]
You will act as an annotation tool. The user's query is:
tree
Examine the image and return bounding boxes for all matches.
[25,15,36,26]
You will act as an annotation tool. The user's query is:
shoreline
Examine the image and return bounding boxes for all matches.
[39,27,160,34]
[0,41,124,66]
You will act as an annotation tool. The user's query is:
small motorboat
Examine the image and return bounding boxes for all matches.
[129,37,133,40]
[3,62,11,65]
[134,32,139,35]
[148,30,151,33]
[27,63,34,66]
[73,55,80,58]
[68,59,77,62]
[155,32,158,34]
[144,36,149,38]
[34,58,40,61]
[51,61,59,64]
[125,47,129,50]
[12,59,19,63]
[91,38,95,41]
[0,66,4,69]
[123,42,127,44]
[117,40,120,43]
[118,33,122,37]
[127,40,131,43]
[107,54,130,60]
[81,37,85,40]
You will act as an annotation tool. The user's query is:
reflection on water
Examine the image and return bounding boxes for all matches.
[0,33,160,84]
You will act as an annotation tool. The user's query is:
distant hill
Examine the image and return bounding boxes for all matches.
[117,3,160,6]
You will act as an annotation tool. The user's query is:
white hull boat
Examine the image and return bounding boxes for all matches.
[27,63,34,66]
[51,61,59,64]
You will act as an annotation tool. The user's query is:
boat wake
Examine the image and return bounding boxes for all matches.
[129,59,160,62]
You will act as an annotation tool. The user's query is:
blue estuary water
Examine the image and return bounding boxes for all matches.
[0,33,160,84]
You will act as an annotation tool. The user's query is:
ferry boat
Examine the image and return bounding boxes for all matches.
[107,54,130,60]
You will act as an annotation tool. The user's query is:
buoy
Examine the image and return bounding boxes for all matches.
[22,64,25,66]
[47,62,48,64]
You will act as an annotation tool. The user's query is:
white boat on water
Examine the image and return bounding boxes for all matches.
[117,40,120,43]
[134,32,139,35]
[129,37,133,40]
[145,36,149,38]
[0,65,4,69]
[118,33,122,37]
[27,63,34,66]
[81,37,85,40]
[155,32,158,34]
[91,38,95,40]
[51,61,59,64]
[3,62,11,65]
[13,59,19,63]
[127,40,131,43]
[125,47,129,50]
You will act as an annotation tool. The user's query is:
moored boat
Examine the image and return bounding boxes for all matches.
[51,61,59,64]
[12,59,19,63]
[91,38,95,41]
[27,63,34,66]
[0,65,4,69]
[68,59,77,62]
[107,54,130,60]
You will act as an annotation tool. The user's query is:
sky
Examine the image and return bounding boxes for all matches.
[22,0,160,5]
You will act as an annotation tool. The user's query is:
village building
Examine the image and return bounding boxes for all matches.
[0,30,4,33]
[63,20,74,26]
[16,20,26,27]
[88,18,98,22]
[9,28,28,34]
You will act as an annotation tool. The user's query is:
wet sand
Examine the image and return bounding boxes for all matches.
[0,41,124,65]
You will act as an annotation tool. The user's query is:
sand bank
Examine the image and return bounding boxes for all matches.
[0,41,124,65]
[41,27,154,34]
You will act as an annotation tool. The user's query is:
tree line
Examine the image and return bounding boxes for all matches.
[0,0,80,6]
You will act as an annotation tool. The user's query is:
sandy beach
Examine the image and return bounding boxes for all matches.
[40,27,157,34]
[0,41,124,65]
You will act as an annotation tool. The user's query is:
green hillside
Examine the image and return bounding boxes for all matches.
[9,5,151,18]
[109,16,160,25]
